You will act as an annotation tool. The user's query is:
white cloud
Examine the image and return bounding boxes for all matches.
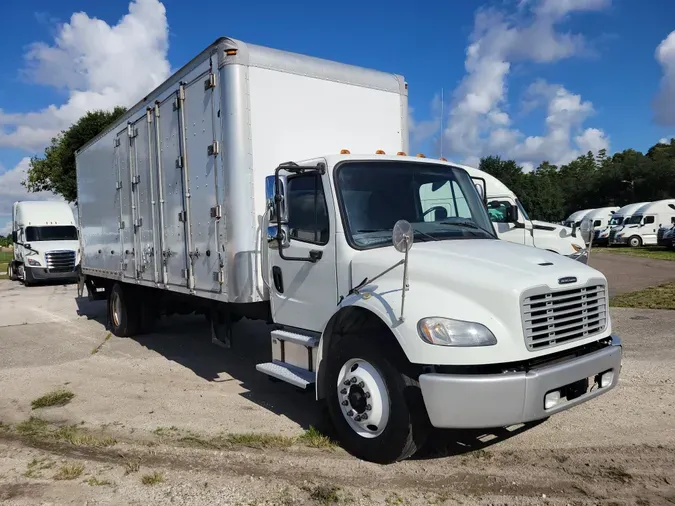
[428,0,611,170]
[653,30,675,126]
[0,0,170,152]
[0,159,64,226]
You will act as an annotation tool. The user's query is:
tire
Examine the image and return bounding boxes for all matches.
[324,335,429,464]
[108,282,142,337]
[7,261,18,281]
[628,236,642,248]
[23,266,35,287]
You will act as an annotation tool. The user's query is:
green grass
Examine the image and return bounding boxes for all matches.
[0,262,8,279]
[610,282,675,310]
[53,462,84,480]
[298,426,337,449]
[14,416,116,447]
[141,471,163,485]
[0,251,13,262]
[592,246,675,261]
[31,389,75,409]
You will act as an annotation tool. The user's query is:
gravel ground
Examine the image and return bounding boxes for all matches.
[588,251,675,297]
[0,278,673,505]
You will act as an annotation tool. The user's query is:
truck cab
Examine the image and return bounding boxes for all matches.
[614,200,675,247]
[449,164,588,262]
[598,202,650,246]
[8,201,80,285]
[579,206,619,245]
[261,153,621,463]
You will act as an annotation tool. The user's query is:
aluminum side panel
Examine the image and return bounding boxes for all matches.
[157,96,189,288]
[183,65,222,294]
[130,115,158,282]
[76,128,121,273]
[117,130,135,278]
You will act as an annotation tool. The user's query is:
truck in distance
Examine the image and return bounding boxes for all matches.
[75,36,622,464]
[7,200,80,285]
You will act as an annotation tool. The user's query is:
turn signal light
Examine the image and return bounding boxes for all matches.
[440,157,447,161]
[225,49,238,56]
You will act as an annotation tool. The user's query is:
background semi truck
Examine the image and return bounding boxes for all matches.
[598,202,651,246]
[75,36,622,464]
[448,165,588,262]
[7,201,80,285]
[614,200,675,247]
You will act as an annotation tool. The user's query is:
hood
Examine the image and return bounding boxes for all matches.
[352,239,603,297]
[531,220,586,250]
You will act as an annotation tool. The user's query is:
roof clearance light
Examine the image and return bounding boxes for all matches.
[416,153,426,158]
[225,49,238,56]
[397,151,407,156]
[340,149,351,154]
[376,150,385,154]
[440,157,447,161]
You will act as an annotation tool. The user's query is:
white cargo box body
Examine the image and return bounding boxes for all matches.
[76,36,408,303]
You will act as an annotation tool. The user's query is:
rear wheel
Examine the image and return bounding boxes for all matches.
[325,335,429,464]
[628,236,642,248]
[108,282,141,337]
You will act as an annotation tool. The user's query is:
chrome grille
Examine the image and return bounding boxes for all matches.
[522,285,608,351]
[45,250,76,273]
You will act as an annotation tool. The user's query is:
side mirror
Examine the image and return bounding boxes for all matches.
[265,175,289,224]
[571,222,577,237]
[12,231,17,243]
[505,205,519,223]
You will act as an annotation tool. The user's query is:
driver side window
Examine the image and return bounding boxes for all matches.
[644,216,655,225]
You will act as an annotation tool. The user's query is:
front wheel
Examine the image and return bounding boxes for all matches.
[629,236,642,248]
[325,335,429,464]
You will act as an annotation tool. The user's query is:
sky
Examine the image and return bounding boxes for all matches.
[1,0,675,234]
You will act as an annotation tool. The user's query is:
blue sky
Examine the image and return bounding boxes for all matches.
[1,0,675,233]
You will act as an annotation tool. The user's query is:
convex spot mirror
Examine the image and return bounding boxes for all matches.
[392,220,414,253]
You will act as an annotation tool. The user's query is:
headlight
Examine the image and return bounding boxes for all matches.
[417,318,497,347]
[26,258,41,266]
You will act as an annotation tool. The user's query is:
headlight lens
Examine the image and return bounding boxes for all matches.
[417,318,497,347]
[26,258,41,266]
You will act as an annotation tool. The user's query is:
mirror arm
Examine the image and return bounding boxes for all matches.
[273,162,326,263]
[15,241,40,255]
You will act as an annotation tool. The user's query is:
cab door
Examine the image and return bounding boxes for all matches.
[267,171,338,332]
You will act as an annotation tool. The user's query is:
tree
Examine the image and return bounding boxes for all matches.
[24,107,126,202]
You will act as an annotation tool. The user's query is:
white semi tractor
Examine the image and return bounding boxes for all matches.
[445,165,588,262]
[597,202,651,246]
[7,200,80,285]
[613,200,675,247]
[75,37,622,464]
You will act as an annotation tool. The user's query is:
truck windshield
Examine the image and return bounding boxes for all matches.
[625,215,642,225]
[335,161,496,249]
[25,226,78,242]
[609,216,624,226]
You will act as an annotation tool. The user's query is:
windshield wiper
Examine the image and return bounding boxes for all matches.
[355,228,438,241]
[439,219,495,238]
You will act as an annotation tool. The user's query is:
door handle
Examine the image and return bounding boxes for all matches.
[272,266,284,293]
[309,250,323,262]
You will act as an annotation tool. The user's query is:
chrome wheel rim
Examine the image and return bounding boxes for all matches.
[111,291,122,327]
[337,358,390,438]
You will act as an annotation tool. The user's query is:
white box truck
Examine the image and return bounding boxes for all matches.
[75,37,622,464]
[613,199,675,247]
[448,164,588,262]
[7,201,80,285]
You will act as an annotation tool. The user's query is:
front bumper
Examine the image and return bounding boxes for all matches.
[27,266,79,281]
[566,249,588,264]
[419,335,622,429]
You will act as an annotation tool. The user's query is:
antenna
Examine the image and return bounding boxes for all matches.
[440,88,444,158]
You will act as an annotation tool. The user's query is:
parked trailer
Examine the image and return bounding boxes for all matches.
[76,37,622,464]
